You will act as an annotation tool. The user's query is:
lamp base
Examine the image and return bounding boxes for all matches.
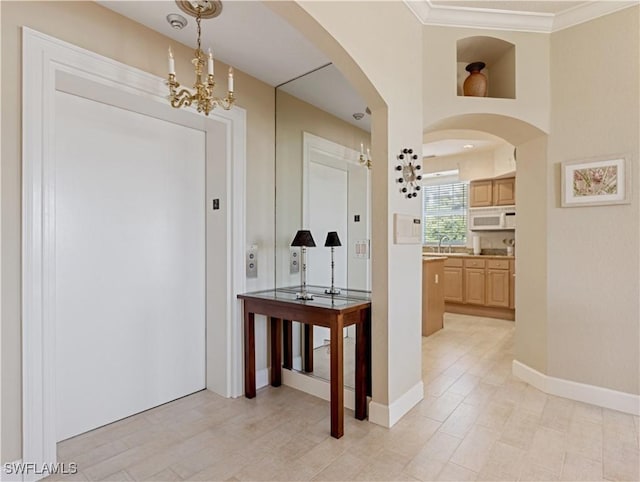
[296,291,314,300]
[324,287,341,295]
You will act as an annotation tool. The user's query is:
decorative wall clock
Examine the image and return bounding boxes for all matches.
[395,148,422,198]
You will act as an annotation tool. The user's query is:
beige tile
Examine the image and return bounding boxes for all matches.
[463,382,498,408]
[540,396,575,433]
[424,374,459,398]
[572,401,603,424]
[475,400,514,431]
[476,441,526,481]
[312,452,367,481]
[435,462,477,481]
[499,408,540,451]
[560,452,602,481]
[143,467,182,481]
[404,456,446,481]
[450,425,500,472]
[439,403,481,438]
[100,471,134,481]
[517,385,548,416]
[603,444,640,481]
[353,449,411,481]
[567,416,603,462]
[517,461,559,481]
[447,373,481,397]
[524,427,567,475]
[383,416,441,458]
[417,392,465,422]
[414,430,462,463]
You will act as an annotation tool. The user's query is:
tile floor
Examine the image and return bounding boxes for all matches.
[51,313,640,481]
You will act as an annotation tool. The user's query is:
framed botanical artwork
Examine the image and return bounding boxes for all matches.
[561,156,630,207]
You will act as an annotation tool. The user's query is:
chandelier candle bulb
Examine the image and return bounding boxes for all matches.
[168,47,175,75]
[360,143,364,156]
[228,67,234,92]
[207,49,214,76]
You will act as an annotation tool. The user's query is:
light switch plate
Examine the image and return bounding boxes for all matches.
[246,245,258,278]
[290,248,300,274]
[355,239,370,259]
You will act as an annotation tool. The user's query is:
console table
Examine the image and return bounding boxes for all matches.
[238,287,371,439]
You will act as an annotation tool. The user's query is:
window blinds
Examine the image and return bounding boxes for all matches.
[422,182,469,245]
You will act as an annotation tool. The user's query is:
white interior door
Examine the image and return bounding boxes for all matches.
[54,91,206,441]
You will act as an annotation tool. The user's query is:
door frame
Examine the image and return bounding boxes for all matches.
[21,28,246,477]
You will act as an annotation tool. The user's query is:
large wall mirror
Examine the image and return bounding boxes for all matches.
[275,64,371,389]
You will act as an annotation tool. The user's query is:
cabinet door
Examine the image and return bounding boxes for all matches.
[493,177,516,206]
[464,268,485,305]
[443,267,464,303]
[486,269,510,307]
[469,180,493,207]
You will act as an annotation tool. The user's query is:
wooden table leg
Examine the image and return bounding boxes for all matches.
[282,319,292,370]
[355,308,368,420]
[303,323,314,373]
[330,314,344,438]
[270,317,282,387]
[244,309,256,398]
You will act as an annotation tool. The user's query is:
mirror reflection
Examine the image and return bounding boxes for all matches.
[275,64,371,389]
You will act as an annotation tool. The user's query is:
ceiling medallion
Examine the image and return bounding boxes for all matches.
[175,0,222,19]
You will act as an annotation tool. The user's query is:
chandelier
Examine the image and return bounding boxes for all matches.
[167,1,235,115]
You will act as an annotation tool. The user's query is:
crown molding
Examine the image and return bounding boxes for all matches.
[405,0,639,33]
[552,1,639,31]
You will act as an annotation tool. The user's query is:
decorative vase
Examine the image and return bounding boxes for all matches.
[463,61,487,97]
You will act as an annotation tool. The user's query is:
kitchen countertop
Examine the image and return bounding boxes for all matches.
[422,253,515,260]
[422,256,448,262]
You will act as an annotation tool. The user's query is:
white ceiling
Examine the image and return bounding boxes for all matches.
[98,0,636,154]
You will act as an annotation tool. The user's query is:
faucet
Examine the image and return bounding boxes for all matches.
[438,235,451,253]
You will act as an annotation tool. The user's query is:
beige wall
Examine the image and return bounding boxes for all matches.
[547,7,639,394]
[1,1,275,462]
[275,91,370,286]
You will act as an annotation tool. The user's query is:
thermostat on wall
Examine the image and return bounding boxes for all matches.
[394,213,422,244]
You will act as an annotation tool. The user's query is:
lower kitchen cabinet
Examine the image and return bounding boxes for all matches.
[464,268,486,305]
[443,258,464,303]
[441,255,515,321]
[486,269,510,307]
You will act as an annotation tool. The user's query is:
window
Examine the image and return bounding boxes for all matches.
[423,181,469,245]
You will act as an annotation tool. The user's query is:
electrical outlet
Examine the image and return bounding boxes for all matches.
[290,248,300,274]
[246,245,258,278]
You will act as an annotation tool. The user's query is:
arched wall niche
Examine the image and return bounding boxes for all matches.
[457,36,516,99]
[424,112,549,375]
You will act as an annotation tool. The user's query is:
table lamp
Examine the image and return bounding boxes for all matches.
[324,231,342,295]
[291,230,316,300]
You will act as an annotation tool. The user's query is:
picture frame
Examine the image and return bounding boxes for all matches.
[561,156,630,207]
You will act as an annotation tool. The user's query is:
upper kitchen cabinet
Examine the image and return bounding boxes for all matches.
[470,177,515,207]
[457,36,515,99]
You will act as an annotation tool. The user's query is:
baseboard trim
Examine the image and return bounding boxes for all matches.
[512,360,640,416]
[282,369,356,410]
[256,368,269,390]
[445,303,515,321]
[368,380,424,428]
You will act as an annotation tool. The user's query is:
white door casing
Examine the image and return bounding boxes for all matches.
[22,28,246,478]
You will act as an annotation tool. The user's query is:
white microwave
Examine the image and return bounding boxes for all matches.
[469,207,516,231]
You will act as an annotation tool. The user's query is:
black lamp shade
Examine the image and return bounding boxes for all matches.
[291,230,316,247]
[324,231,342,247]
